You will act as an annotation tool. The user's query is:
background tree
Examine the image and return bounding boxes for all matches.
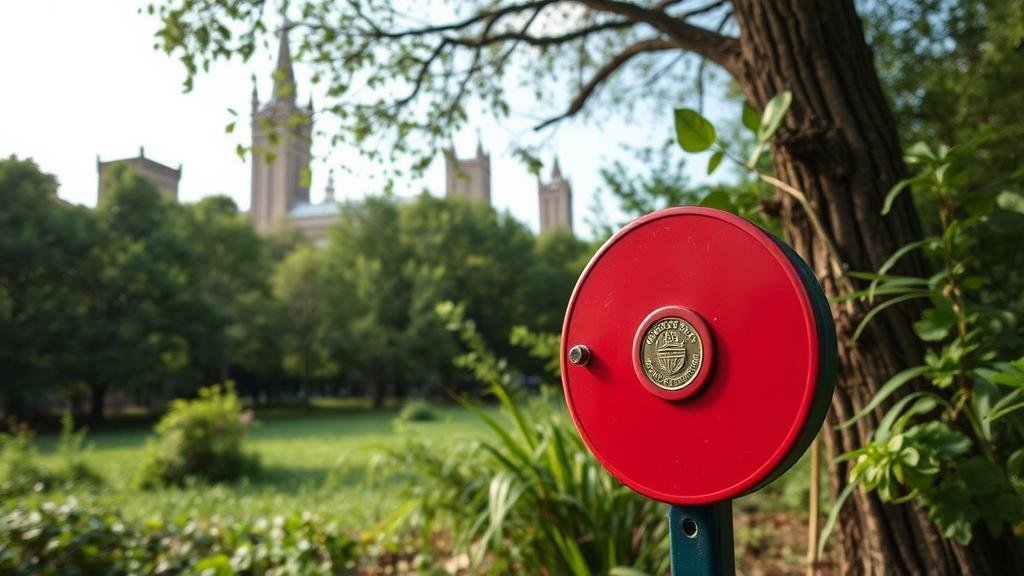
[273,244,331,393]
[75,165,219,421]
[865,0,1024,351]
[153,0,1022,572]
[0,157,92,417]
[177,196,275,384]
[320,196,411,406]
[521,229,591,334]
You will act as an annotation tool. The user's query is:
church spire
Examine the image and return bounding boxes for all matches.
[273,22,296,102]
[251,81,259,115]
[551,157,562,180]
[324,171,336,203]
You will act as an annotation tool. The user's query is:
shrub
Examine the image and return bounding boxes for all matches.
[0,499,357,575]
[140,383,259,486]
[0,422,51,497]
[52,414,103,487]
[393,400,440,426]
[377,303,668,574]
[0,416,103,496]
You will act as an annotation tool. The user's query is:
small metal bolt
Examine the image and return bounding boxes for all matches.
[568,344,592,366]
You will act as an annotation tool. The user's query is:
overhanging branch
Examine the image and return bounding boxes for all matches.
[534,37,676,130]
[578,0,742,78]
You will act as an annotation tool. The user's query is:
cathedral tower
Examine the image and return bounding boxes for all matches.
[250,24,313,233]
[538,158,573,234]
[444,138,491,204]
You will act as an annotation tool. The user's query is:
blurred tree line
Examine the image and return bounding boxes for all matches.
[0,158,591,421]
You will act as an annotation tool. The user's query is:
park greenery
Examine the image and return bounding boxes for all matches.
[3,0,1024,574]
[0,156,591,423]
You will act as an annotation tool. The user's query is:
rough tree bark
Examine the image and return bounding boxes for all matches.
[722,2,1024,574]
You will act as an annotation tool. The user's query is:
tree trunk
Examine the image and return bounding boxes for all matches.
[728,1,1024,574]
[89,382,107,424]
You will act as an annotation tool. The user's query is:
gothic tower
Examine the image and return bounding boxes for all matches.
[250,24,313,233]
[444,138,491,204]
[538,158,573,234]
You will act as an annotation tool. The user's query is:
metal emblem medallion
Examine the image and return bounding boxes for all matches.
[640,317,704,390]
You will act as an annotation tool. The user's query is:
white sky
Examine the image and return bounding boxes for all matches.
[1,1,733,238]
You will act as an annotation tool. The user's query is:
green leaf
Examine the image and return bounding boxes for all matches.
[904,141,935,164]
[707,150,724,175]
[673,108,717,152]
[882,178,913,215]
[874,392,930,441]
[818,481,855,557]
[996,190,1024,214]
[914,304,956,342]
[757,91,792,143]
[194,554,234,576]
[853,293,932,341]
[747,141,766,168]
[987,391,1024,422]
[610,569,653,576]
[970,378,998,438]
[839,366,929,428]
[741,101,760,133]
[699,191,734,212]
[867,238,935,300]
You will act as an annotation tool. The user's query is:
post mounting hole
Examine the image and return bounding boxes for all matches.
[681,517,699,539]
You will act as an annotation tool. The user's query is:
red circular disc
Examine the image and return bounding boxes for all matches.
[561,207,831,505]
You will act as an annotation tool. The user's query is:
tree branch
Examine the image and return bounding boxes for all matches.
[577,0,742,78]
[358,0,559,40]
[450,18,635,48]
[534,37,676,130]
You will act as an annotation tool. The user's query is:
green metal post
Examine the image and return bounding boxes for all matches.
[668,502,735,576]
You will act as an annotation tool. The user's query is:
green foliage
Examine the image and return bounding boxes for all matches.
[0,156,94,416]
[393,400,440,425]
[841,139,1024,544]
[748,91,792,168]
[273,245,331,387]
[0,417,100,497]
[673,109,716,152]
[866,0,1024,180]
[377,302,668,575]
[52,414,103,487]
[0,499,357,575]
[1,155,579,417]
[141,384,259,486]
[319,194,556,401]
[0,423,52,497]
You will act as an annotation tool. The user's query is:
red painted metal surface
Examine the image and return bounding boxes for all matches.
[561,207,826,505]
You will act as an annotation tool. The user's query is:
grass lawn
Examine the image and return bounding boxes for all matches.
[30,400,495,533]
[22,397,818,572]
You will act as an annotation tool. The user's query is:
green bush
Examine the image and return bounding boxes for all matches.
[0,498,358,575]
[839,141,1024,545]
[377,303,668,574]
[393,400,440,425]
[0,416,103,496]
[141,384,259,486]
[0,422,51,497]
[52,414,103,487]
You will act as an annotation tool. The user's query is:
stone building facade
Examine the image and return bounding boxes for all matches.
[444,141,491,204]
[248,24,339,241]
[99,25,575,242]
[97,147,181,203]
[537,159,573,234]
